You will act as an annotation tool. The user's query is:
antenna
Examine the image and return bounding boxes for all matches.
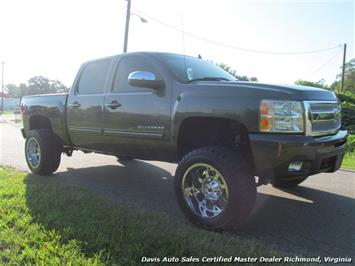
[180,13,186,55]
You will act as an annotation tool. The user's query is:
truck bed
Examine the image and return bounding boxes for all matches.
[21,93,70,145]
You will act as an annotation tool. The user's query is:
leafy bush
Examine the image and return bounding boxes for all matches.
[337,92,355,104]
[336,93,355,134]
[347,134,355,153]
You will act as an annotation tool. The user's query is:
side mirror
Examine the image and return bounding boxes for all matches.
[128,71,164,91]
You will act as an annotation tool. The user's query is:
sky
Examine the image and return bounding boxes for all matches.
[0,0,354,87]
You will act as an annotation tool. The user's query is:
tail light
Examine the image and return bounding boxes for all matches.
[20,102,26,114]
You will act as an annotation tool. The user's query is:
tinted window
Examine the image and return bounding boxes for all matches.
[113,56,160,92]
[77,59,111,94]
[157,54,236,83]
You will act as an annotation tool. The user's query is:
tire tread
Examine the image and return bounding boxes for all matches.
[174,146,256,230]
[25,129,62,175]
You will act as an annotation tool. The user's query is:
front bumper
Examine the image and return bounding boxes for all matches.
[249,130,348,179]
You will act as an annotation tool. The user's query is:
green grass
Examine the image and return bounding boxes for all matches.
[342,152,355,170]
[0,166,287,265]
[1,110,15,115]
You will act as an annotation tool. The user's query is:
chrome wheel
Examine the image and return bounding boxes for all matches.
[26,137,41,168]
[182,163,229,218]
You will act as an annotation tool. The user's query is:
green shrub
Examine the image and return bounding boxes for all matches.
[337,92,355,104]
[341,105,355,133]
[336,93,355,134]
[347,134,355,153]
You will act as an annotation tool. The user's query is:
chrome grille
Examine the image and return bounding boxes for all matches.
[304,101,341,137]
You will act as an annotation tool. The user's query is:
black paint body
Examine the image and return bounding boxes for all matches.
[21,52,348,180]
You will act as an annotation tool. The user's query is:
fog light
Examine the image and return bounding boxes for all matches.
[288,162,303,171]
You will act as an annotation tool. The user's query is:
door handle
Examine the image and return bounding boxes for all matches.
[105,101,121,109]
[69,101,81,108]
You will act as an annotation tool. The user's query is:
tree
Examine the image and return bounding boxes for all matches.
[331,58,355,93]
[218,63,237,77]
[5,84,21,97]
[28,76,57,95]
[5,76,68,98]
[295,79,327,88]
[5,83,28,98]
[238,75,249,81]
[50,79,68,93]
[217,63,257,81]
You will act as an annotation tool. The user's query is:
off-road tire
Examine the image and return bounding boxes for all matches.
[25,129,62,175]
[174,146,256,230]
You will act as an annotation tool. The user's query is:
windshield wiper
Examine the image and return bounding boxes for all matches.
[187,77,232,83]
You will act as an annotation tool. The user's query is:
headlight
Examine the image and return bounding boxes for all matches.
[259,100,304,133]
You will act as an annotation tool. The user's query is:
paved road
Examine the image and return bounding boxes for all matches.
[1,122,354,258]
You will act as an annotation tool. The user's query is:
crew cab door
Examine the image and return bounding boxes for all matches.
[101,55,172,160]
[67,58,112,150]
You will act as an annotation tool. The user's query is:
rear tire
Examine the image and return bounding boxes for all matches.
[25,130,62,175]
[174,146,256,230]
[272,176,308,189]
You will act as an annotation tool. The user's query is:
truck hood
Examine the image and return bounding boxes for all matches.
[186,81,337,101]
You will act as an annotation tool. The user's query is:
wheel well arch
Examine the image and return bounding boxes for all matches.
[177,117,254,167]
[29,115,53,131]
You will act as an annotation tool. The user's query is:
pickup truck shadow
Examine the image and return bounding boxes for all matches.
[56,160,181,216]
[240,185,355,257]
[24,161,355,258]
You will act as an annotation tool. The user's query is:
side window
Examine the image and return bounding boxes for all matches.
[77,59,111,94]
[112,56,160,93]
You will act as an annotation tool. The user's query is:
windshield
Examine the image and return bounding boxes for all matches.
[156,54,237,83]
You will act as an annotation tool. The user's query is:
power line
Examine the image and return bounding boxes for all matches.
[134,8,342,55]
[305,50,342,79]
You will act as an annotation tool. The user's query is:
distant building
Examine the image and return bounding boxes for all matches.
[1,98,21,110]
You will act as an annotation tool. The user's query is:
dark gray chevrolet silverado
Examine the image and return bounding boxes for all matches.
[21,52,348,229]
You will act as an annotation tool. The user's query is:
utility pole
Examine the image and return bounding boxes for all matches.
[123,0,131,53]
[1,61,4,116]
[340,43,347,92]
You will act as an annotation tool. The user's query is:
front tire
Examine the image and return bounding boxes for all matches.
[174,146,256,230]
[25,130,62,175]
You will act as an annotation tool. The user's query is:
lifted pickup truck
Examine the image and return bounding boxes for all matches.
[21,52,348,229]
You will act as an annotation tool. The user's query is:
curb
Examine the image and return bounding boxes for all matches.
[339,168,355,173]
